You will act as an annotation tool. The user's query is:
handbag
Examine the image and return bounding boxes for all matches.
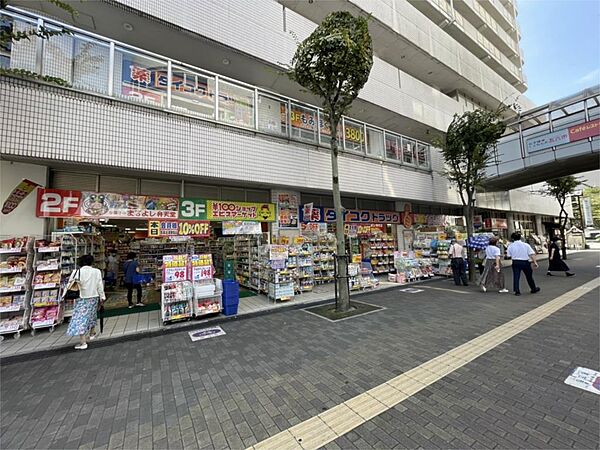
[64,269,81,300]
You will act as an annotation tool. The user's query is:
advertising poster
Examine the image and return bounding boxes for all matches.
[2,179,40,215]
[162,254,188,283]
[222,221,262,235]
[79,192,178,219]
[190,254,213,281]
[180,198,276,222]
[269,245,288,261]
[277,193,299,229]
[148,220,210,238]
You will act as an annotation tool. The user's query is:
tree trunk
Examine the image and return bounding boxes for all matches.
[330,118,351,312]
[464,203,476,282]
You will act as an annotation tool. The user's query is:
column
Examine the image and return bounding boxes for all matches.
[507,212,515,237]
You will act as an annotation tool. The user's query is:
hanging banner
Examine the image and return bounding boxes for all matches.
[148,220,211,238]
[2,179,40,215]
[277,193,299,229]
[300,205,401,224]
[222,221,262,235]
[568,119,600,142]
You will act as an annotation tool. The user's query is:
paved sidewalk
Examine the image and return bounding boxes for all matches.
[0,252,597,449]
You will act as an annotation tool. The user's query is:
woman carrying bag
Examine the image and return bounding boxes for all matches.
[64,254,106,350]
[478,236,509,293]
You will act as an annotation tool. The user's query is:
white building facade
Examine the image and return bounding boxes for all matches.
[0,0,566,241]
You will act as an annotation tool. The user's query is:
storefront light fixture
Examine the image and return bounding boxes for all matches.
[123,22,134,32]
[222,58,230,65]
[135,228,148,231]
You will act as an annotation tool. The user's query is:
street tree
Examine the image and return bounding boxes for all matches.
[288,11,373,312]
[542,176,582,259]
[436,107,507,281]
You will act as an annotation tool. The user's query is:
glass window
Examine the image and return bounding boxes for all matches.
[1,15,38,72]
[417,143,430,169]
[290,103,317,142]
[366,128,384,158]
[69,36,110,95]
[218,80,255,128]
[385,133,401,161]
[343,119,365,153]
[319,114,343,146]
[402,138,416,165]
[258,94,287,136]
[115,48,167,107]
[170,66,215,118]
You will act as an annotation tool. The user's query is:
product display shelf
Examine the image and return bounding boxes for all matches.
[366,235,396,275]
[290,243,314,294]
[137,240,191,287]
[0,237,33,340]
[348,262,378,291]
[435,240,452,276]
[53,232,90,317]
[30,239,63,333]
[311,234,336,284]
[161,281,193,323]
[260,245,294,303]
[233,235,262,290]
[192,278,222,318]
[393,253,435,283]
[90,234,106,271]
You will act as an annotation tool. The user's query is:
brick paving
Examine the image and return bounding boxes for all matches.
[1,252,598,449]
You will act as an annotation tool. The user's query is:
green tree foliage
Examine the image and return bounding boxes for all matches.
[0,0,77,46]
[436,107,507,280]
[289,11,373,312]
[542,176,582,258]
[583,187,600,227]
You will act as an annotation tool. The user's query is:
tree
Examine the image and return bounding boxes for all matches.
[289,11,373,312]
[542,176,581,259]
[435,107,507,281]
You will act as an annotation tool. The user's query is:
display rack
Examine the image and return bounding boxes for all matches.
[189,254,222,318]
[365,235,396,274]
[289,243,314,293]
[260,245,294,302]
[136,239,192,287]
[233,235,263,290]
[312,233,336,284]
[29,239,63,333]
[161,281,193,323]
[0,237,33,340]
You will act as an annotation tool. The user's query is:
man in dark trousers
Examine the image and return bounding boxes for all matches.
[507,232,540,296]
[449,239,468,286]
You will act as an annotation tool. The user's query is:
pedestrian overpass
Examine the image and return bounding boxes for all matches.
[484,86,599,191]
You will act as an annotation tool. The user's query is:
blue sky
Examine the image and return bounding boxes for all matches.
[518,0,600,106]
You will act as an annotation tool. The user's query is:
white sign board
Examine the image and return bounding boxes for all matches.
[188,326,226,342]
[564,367,600,395]
[582,198,594,227]
[526,129,570,153]
[399,288,423,294]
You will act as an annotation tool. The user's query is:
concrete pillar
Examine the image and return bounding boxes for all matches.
[535,215,543,236]
[507,212,515,237]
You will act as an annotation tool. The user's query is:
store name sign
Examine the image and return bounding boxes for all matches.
[179,198,276,222]
[148,220,210,238]
[526,119,600,154]
[300,205,401,224]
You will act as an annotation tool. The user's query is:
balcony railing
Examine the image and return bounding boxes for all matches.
[0,8,432,171]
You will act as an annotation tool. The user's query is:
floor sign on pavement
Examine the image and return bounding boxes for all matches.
[188,326,226,342]
[564,366,600,395]
[399,288,424,293]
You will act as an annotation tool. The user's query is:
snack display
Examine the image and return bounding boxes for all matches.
[0,294,25,312]
[31,289,60,306]
[161,280,194,322]
[0,236,32,338]
[30,306,59,328]
[0,237,28,252]
[0,315,24,332]
[0,256,27,273]
[32,272,61,287]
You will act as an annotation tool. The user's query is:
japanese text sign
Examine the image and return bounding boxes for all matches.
[2,179,40,215]
[162,254,188,283]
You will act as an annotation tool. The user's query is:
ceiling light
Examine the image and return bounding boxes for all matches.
[222,58,230,65]
[123,22,134,32]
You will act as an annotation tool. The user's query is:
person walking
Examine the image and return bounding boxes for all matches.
[547,236,575,277]
[507,232,540,296]
[478,236,509,293]
[65,254,106,350]
[105,251,119,288]
[124,252,144,308]
[449,239,468,286]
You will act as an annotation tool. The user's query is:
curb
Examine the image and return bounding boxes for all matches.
[1,277,448,365]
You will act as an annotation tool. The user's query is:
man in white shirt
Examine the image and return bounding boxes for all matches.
[507,232,540,296]
[449,239,468,286]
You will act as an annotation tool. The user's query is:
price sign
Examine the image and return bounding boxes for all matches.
[190,254,213,281]
[163,254,189,282]
[178,220,210,237]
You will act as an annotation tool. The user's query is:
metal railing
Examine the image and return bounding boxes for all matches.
[0,7,433,171]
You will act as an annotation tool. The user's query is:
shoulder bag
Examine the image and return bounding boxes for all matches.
[64,268,81,300]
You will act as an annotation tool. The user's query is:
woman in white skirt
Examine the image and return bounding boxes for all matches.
[65,254,106,350]
[478,236,509,293]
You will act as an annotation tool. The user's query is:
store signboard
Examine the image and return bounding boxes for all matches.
[222,221,262,235]
[148,220,211,238]
[484,218,508,229]
[526,119,600,154]
[300,205,401,224]
[277,193,299,229]
[190,254,213,281]
[163,254,188,283]
[345,223,385,236]
[36,189,82,217]
[179,198,276,222]
[2,179,40,215]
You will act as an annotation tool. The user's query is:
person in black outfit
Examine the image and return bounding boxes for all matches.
[449,239,469,286]
[546,236,575,277]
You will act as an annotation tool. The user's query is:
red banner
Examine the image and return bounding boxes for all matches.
[568,119,600,142]
[2,179,40,214]
[36,189,82,217]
